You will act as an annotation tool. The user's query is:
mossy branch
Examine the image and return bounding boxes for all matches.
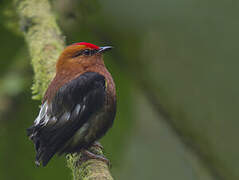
[15,0,113,179]
[67,146,113,180]
[15,0,65,100]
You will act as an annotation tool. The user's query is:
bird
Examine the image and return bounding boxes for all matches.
[27,42,117,167]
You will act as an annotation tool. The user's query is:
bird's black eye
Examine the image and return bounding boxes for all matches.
[83,49,91,56]
[72,49,96,58]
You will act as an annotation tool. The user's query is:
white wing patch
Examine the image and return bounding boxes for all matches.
[34,102,49,125]
[34,101,77,127]
[74,104,81,115]
[34,101,56,126]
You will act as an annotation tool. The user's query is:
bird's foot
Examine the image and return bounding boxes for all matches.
[81,149,110,167]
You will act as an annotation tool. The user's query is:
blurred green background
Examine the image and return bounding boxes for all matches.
[0,0,238,179]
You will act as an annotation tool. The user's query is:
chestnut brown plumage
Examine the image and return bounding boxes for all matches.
[27,42,116,166]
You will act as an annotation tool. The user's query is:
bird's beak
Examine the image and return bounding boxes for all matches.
[97,46,113,54]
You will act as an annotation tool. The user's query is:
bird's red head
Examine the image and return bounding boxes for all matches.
[56,42,112,73]
[72,42,100,50]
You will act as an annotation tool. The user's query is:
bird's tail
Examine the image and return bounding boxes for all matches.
[27,125,55,167]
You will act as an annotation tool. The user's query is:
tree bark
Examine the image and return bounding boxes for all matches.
[15,0,113,179]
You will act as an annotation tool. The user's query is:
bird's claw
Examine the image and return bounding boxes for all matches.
[81,149,111,167]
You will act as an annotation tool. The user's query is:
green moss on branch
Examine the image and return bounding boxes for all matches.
[16,0,65,99]
[67,146,113,180]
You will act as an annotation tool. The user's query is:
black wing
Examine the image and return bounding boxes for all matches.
[27,72,106,166]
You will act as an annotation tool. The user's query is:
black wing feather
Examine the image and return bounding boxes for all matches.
[27,72,106,166]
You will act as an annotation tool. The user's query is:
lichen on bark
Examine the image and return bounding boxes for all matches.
[16,0,65,100]
[67,146,113,180]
